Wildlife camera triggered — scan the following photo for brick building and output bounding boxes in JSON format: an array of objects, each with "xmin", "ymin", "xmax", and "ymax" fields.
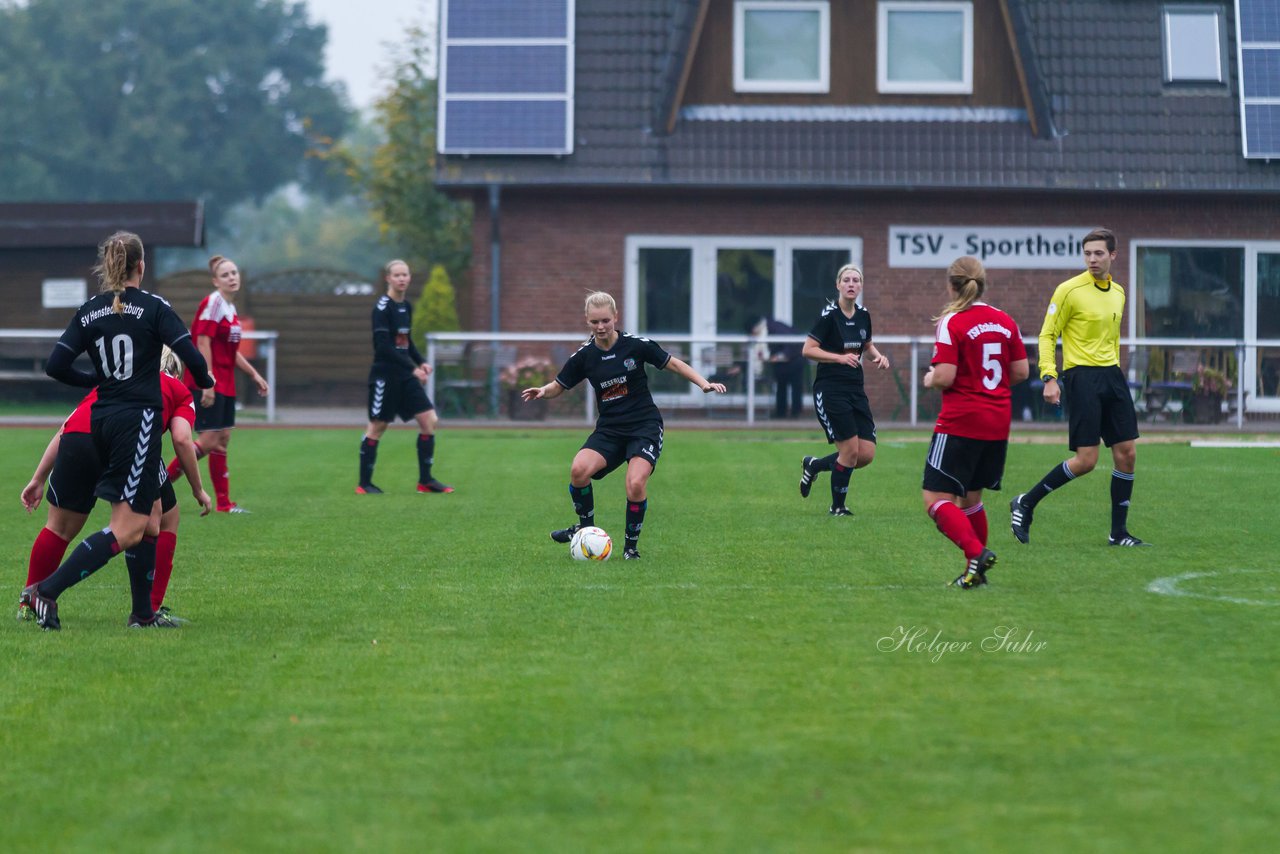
[{"xmin": 436, "ymin": 0, "xmax": 1280, "ymax": 413}]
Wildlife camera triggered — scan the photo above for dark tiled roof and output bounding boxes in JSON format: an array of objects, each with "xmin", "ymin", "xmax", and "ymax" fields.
[
  {"xmin": 436, "ymin": 0, "xmax": 1280, "ymax": 193},
  {"xmin": 0, "ymin": 201, "xmax": 205, "ymax": 249}
]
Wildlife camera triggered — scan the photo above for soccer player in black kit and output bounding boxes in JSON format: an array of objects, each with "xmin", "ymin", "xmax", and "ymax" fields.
[
  {"xmin": 521, "ymin": 292, "xmax": 726, "ymax": 559},
  {"xmin": 798, "ymin": 264, "xmax": 891, "ymax": 516},
  {"xmin": 21, "ymin": 231, "xmax": 214, "ymax": 630},
  {"xmin": 357, "ymin": 259, "xmax": 452, "ymax": 495}
]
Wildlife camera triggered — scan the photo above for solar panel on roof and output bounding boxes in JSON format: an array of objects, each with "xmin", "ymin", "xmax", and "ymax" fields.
[
  {"xmin": 1236, "ymin": 0, "xmax": 1280, "ymax": 158},
  {"xmin": 447, "ymin": 0, "xmax": 569, "ymax": 39},
  {"xmin": 439, "ymin": 0, "xmax": 574, "ymax": 155}
]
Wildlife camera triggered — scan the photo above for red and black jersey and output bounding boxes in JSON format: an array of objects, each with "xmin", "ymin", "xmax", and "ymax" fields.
[
  {"xmin": 808, "ymin": 301, "xmax": 874, "ymax": 387},
  {"xmin": 556, "ymin": 332, "xmax": 671, "ymax": 430},
  {"xmin": 931, "ymin": 303, "xmax": 1028, "ymax": 441},
  {"xmin": 184, "ymin": 291, "xmax": 241, "ymax": 396},
  {"xmin": 52, "ymin": 289, "xmax": 194, "ymax": 415},
  {"xmin": 370, "ymin": 295, "xmax": 423, "ymax": 374},
  {"xmin": 63, "ymin": 373, "xmax": 196, "ymax": 436}
]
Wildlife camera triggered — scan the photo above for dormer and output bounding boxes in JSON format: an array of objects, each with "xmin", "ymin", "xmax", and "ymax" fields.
[{"xmin": 667, "ymin": 0, "xmax": 1055, "ymax": 138}]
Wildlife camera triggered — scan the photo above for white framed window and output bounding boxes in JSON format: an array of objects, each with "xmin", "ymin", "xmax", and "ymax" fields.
[
  {"xmin": 733, "ymin": 1, "xmax": 830, "ymax": 94},
  {"xmin": 1161, "ymin": 5, "xmax": 1226, "ymax": 83},
  {"xmin": 877, "ymin": 1, "xmax": 973, "ymax": 95},
  {"xmin": 1131, "ymin": 239, "xmax": 1280, "ymax": 412}
]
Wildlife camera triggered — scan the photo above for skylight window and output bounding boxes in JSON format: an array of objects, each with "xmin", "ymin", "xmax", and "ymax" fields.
[{"xmin": 1162, "ymin": 5, "xmax": 1227, "ymax": 83}]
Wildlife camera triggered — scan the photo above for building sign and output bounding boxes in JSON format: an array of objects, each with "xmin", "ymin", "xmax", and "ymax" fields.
[
  {"xmin": 888, "ymin": 226, "xmax": 1094, "ymax": 269},
  {"xmin": 42, "ymin": 278, "xmax": 87, "ymax": 308}
]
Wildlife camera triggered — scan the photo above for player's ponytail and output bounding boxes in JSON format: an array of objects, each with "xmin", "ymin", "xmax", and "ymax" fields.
[
  {"xmin": 93, "ymin": 231, "xmax": 145, "ymax": 314},
  {"xmin": 935, "ymin": 256, "xmax": 986, "ymax": 320}
]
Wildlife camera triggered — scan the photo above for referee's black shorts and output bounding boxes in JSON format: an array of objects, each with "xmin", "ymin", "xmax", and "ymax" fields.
[{"xmin": 1061, "ymin": 365, "xmax": 1140, "ymax": 451}]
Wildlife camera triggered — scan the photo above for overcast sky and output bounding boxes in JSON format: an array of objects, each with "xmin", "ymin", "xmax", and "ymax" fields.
[{"xmin": 305, "ymin": 0, "xmax": 436, "ymax": 109}]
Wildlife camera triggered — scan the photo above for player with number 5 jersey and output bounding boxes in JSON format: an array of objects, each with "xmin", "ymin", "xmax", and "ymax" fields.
[
  {"xmin": 921, "ymin": 257, "xmax": 1028, "ymax": 590},
  {"xmin": 22, "ymin": 231, "xmax": 213, "ymax": 631}
]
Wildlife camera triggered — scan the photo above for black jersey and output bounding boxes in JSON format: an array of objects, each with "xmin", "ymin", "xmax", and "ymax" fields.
[
  {"xmin": 557, "ymin": 332, "xmax": 671, "ymax": 429},
  {"xmin": 52, "ymin": 289, "xmax": 195, "ymax": 415},
  {"xmin": 371, "ymin": 295, "xmax": 423, "ymax": 373},
  {"xmin": 808, "ymin": 301, "xmax": 874, "ymax": 386}
]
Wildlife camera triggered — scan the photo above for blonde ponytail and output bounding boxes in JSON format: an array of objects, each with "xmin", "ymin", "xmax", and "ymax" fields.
[
  {"xmin": 93, "ymin": 231, "xmax": 145, "ymax": 314},
  {"xmin": 934, "ymin": 256, "xmax": 987, "ymax": 320}
]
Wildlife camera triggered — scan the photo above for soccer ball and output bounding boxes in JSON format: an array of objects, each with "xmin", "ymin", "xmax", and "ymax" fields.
[{"xmin": 570, "ymin": 526, "xmax": 613, "ymax": 561}]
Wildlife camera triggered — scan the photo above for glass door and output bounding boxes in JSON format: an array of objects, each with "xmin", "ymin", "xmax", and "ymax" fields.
[
  {"xmin": 1248, "ymin": 247, "xmax": 1280, "ymax": 411},
  {"xmin": 634, "ymin": 245, "xmax": 694, "ymax": 394},
  {"xmin": 791, "ymin": 247, "xmax": 855, "ymax": 329},
  {"xmin": 626, "ymin": 236, "xmax": 860, "ymax": 405}
]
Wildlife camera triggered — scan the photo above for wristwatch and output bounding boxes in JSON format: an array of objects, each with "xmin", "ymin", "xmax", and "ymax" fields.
[{"xmin": 1042, "ymin": 375, "xmax": 1056, "ymax": 383}]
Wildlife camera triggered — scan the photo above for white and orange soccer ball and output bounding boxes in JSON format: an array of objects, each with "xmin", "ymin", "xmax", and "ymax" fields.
[{"xmin": 569, "ymin": 526, "xmax": 613, "ymax": 561}]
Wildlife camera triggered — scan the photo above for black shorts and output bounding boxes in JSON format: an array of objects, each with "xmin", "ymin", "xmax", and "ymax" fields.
[
  {"xmin": 159, "ymin": 470, "xmax": 178, "ymax": 514},
  {"xmin": 922, "ymin": 433, "xmax": 1008, "ymax": 497},
  {"xmin": 813, "ymin": 382, "xmax": 877, "ymax": 444},
  {"xmin": 369, "ymin": 368, "xmax": 433, "ymax": 423},
  {"xmin": 91, "ymin": 407, "xmax": 165, "ymax": 514},
  {"xmin": 47, "ymin": 432, "xmax": 101, "ymax": 515},
  {"xmin": 1061, "ymin": 366, "xmax": 1139, "ymax": 451},
  {"xmin": 194, "ymin": 392, "xmax": 236, "ymax": 432},
  {"xmin": 582, "ymin": 421, "xmax": 664, "ymax": 480}
]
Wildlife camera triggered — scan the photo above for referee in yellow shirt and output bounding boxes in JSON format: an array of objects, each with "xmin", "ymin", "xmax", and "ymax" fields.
[{"xmin": 1010, "ymin": 228, "xmax": 1148, "ymax": 547}]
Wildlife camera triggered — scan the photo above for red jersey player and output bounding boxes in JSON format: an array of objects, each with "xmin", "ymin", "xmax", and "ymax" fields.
[
  {"xmin": 172, "ymin": 254, "xmax": 268, "ymax": 512},
  {"xmin": 921, "ymin": 257, "xmax": 1029, "ymax": 590}
]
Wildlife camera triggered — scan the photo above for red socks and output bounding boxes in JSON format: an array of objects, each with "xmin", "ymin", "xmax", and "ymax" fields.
[
  {"xmin": 208, "ymin": 451, "xmax": 231, "ymax": 510},
  {"xmin": 964, "ymin": 502, "xmax": 988, "ymax": 546},
  {"xmin": 167, "ymin": 442, "xmax": 206, "ymax": 482},
  {"xmin": 151, "ymin": 531, "xmax": 178, "ymax": 612},
  {"xmin": 929, "ymin": 500, "xmax": 984, "ymax": 560},
  {"xmin": 26, "ymin": 528, "xmax": 70, "ymax": 588}
]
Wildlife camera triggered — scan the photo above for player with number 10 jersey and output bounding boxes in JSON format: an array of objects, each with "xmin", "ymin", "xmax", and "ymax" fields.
[{"xmin": 24, "ymin": 231, "xmax": 212, "ymax": 631}]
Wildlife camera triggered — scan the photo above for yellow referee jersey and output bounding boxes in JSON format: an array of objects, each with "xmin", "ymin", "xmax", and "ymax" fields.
[{"xmin": 1037, "ymin": 270, "xmax": 1124, "ymax": 379}]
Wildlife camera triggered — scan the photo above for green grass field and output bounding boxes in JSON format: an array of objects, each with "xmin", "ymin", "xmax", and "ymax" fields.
[{"xmin": 2, "ymin": 426, "xmax": 1277, "ymax": 852}]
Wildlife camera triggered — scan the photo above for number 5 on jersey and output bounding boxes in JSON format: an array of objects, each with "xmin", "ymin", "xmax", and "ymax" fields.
[{"xmin": 981, "ymin": 342, "xmax": 1003, "ymax": 390}]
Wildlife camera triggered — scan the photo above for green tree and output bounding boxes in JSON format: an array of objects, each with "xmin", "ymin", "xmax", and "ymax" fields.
[
  {"xmin": 0, "ymin": 0, "xmax": 351, "ymax": 216},
  {"xmin": 325, "ymin": 25, "xmax": 471, "ymax": 284},
  {"xmin": 412, "ymin": 264, "xmax": 461, "ymax": 348},
  {"xmin": 155, "ymin": 185, "xmax": 398, "ymax": 279}
]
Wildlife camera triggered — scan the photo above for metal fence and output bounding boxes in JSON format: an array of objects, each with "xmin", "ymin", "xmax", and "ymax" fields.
[
  {"xmin": 425, "ymin": 331, "xmax": 1280, "ymax": 429},
  {"xmin": 0, "ymin": 328, "xmax": 280, "ymax": 422},
  {"xmin": 5, "ymin": 327, "xmax": 1275, "ymax": 430}
]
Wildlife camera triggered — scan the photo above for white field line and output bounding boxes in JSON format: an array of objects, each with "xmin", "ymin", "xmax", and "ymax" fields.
[{"xmin": 1147, "ymin": 568, "xmax": 1280, "ymax": 607}]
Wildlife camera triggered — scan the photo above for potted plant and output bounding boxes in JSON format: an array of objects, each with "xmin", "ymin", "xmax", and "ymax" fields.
[
  {"xmin": 1187, "ymin": 364, "xmax": 1230, "ymax": 423},
  {"xmin": 500, "ymin": 356, "xmax": 556, "ymax": 420}
]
